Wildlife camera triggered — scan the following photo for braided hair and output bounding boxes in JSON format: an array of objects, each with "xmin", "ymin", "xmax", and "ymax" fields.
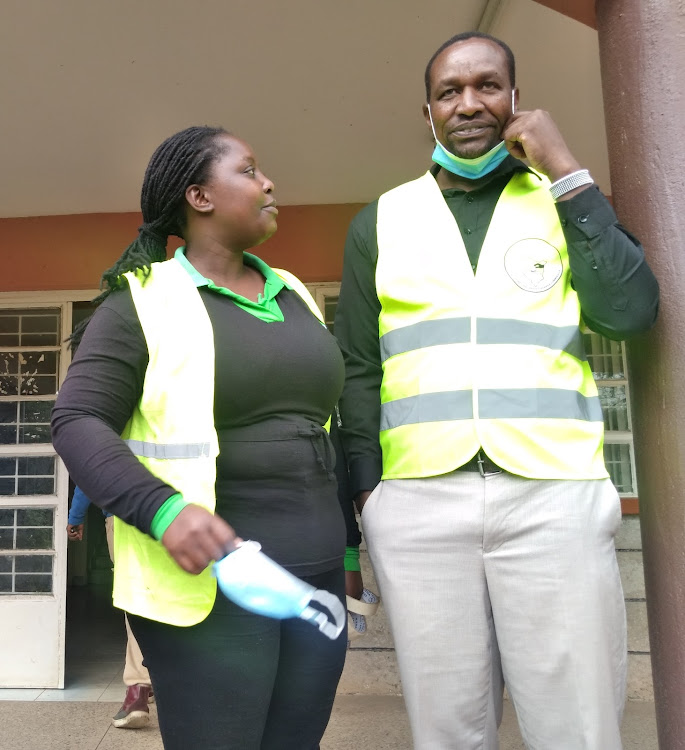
[{"xmin": 70, "ymin": 125, "xmax": 230, "ymax": 345}]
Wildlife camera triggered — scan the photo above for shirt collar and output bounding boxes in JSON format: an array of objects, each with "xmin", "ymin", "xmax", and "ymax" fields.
[{"xmin": 173, "ymin": 247, "xmax": 292, "ymax": 295}]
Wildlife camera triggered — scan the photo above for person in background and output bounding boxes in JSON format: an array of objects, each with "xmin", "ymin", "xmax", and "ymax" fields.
[
  {"xmin": 67, "ymin": 486, "xmax": 153, "ymax": 729},
  {"xmin": 335, "ymin": 31, "xmax": 659, "ymax": 750},
  {"xmin": 53, "ymin": 125, "xmax": 349, "ymax": 750}
]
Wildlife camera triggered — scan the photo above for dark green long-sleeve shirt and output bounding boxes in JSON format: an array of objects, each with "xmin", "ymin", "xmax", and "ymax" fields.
[{"xmin": 335, "ymin": 158, "xmax": 660, "ymax": 495}]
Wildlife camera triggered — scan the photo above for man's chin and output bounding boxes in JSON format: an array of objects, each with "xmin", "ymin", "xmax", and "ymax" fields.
[{"xmin": 448, "ymin": 139, "xmax": 500, "ymax": 160}]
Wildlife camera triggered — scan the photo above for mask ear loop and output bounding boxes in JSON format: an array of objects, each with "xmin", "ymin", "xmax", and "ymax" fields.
[
  {"xmin": 301, "ymin": 590, "xmax": 346, "ymax": 640},
  {"xmin": 426, "ymin": 105, "xmax": 440, "ymax": 144},
  {"xmin": 511, "ymin": 90, "xmax": 516, "ymax": 114}
]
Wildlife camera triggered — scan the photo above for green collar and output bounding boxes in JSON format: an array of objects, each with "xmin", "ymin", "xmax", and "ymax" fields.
[{"xmin": 173, "ymin": 247, "xmax": 290, "ymax": 323}]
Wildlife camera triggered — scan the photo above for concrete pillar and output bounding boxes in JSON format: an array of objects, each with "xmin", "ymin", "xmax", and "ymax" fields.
[{"xmin": 596, "ymin": 1, "xmax": 685, "ymax": 747}]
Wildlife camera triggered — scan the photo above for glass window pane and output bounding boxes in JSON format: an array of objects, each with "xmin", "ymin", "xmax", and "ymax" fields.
[
  {"xmin": 0, "ymin": 556, "xmax": 11, "ymax": 572},
  {"xmin": 0, "ymin": 315, "xmax": 19, "ymax": 333},
  {"xmin": 0, "ymin": 402, "xmax": 17, "ymax": 424},
  {"xmin": 22, "ymin": 315, "xmax": 58, "ymax": 335},
  {"xmin": 20, "ymin": 401, "xmax": 53, "ymax": 423},
  {"xmin": 21, "ymin": 334, "xmax": 58, "ymax": 346},
  {"xmin": 15, "ymin": 555, "xmax": 52, "ymax": 573},
  {"xmin": 0, "ymin": 575, "xmax": 11, "ymax": 593},
  {"xmin": 583, "ymin": 333, "xmax": 626, "ymax": 380},
  {"xmin": 0, "ymin": 375, "xmax": 19, "ymax": 397},
  {"xmin": 0, "ymin": 478, "xmax": 16, "ymax": 495},
  {"xmin": 17, "ymin": 457, "xmax": 55, "ymax": 475},
  {"xmin": 0, "ymin": 458, "xmax": 15, "ymax": 475},
  {"xmin": 15, "ymin": 528, "xmax": 53, "ymax": 549},
  {"xmin": 15, "ymin": 574, "xmax": 52, "ymax": 593},
  {"xmin": 17, "ymin": 508, "xmax": 53, "ymax": 526},
  {"xmin": 0, "ymin": 529, "xmax": 14, "ymax": 549},
  {"xmin": 0, "ymin": 509, "xmax": 14, "ymax": 525},
  {"xmin": 0, "ymin": 353, "xmax": 19, "ymax": 375},
  {"xmin": 19, "ymin": 424, "xmax": 52, "ymax": 444},
  {"xmin": 18, "ymin": 477, "xmax": 55, "ymax": 495},
  {"xmin": 0, "ymin": 425, "xmax": 18, "ymax": 444},
  {"xmin": 598, "ymin": 385, "xmax": 630, "ymax": 432},
  {"xmin": 20, "ymin": 375, "xmax": 58, "ymax": 396},
  {"xmin": 21, "ymin": 352, "xmax": 58, "ymax": 374},
  {"xmin": 0, "ymin": 335, "xmax": 19, "ymax": 347},
  {"xmin": 604, "ymin": 443, "xmax": 634, "ymax": 495}
]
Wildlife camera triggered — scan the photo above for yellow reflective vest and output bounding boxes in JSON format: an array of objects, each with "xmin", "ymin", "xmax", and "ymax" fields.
[
  {"xmin": 375, "ymin": 170, "xmax": 607, "ymax": 481},
  {"xmin": 112, "ymin": 257, "xmax": 324, "ymax": 626}
]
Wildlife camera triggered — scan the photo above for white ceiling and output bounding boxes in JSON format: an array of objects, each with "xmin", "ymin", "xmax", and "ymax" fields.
[{"xmin": 0, "ymin": 0, "xmax": 608, "ymax": 217}]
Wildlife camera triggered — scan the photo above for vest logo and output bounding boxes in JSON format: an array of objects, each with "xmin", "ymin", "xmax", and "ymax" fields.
[{"xmin": 504, "ymin": 239, "xmax": 563, "ymax": 293}]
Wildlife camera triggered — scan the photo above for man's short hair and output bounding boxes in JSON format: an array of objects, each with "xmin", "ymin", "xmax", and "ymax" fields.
[{"xmin": 424, "ymin": 31, "xmax": 516, "ymax": 100}]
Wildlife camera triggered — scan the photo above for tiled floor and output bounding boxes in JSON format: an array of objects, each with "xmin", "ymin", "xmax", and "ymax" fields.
[{"xmin": 0, "ymin": 585, "xmax": 129, "ymax": 704}]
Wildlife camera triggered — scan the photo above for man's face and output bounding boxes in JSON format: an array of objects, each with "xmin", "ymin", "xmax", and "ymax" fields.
[{"xmin": 423, "ymin": 38, "xmax": 515, "ymax": 159}]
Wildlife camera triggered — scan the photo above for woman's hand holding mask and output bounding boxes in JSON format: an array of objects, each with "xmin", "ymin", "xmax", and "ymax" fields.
[{"xmin": 162, "ymin": 504, "xmax": 242, "ymax": 574}]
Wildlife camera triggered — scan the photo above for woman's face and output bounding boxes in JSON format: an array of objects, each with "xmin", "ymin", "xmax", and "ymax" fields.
[{"xmin": 192, "ymin": 135, "xmax": 278, "ymax": 250}]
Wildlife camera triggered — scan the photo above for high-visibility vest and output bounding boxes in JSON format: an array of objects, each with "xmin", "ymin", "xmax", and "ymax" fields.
[
  {"xmin": 112, "ymin": 257, "xmax": 324, "ymax": 626},
  {"xmin": 375, "ymin": 170, "xmax": 607, "ymax": 481}
]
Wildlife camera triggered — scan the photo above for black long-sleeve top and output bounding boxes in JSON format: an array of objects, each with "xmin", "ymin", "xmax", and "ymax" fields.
[
  {"xmin": 335, "ymin": 159, "xmax": 660, "ymax": 496},
  {"xmin": 52, "ymin": 276, "xmax": 349, "ymax": 574}
]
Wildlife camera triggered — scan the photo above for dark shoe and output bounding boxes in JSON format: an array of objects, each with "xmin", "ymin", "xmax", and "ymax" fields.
[{"xmin": 112, "ymin": 684, "xmax": 151, "ymax": 728}]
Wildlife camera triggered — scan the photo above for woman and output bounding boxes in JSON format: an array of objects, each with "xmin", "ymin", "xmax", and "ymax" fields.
[{"xmin": 52, "ymin": 126, "xmax": 348, "ymax": 749}]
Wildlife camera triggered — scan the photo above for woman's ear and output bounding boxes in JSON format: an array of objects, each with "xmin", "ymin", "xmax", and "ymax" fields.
[{"xmin": 185, "ymin": 184, "xmax": 214, "ymax": 214}]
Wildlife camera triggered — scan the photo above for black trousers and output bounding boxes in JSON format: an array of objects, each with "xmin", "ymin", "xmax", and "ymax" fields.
[{"xmin": 128, "ymin": 566, "xmax": 347, "ymax": 750}]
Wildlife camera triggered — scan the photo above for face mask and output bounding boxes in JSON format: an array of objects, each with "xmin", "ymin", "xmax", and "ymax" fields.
[
  {"xmin": 214, "ymin": 541, "xmax": 346, "ymax": 640},
  {"xmin": 427, "ymin": 102, "xmax": 511, "ymax": 180}
]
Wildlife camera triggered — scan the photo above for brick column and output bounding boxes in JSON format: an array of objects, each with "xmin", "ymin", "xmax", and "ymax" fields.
[{"xmin": 596, "ymin": 1, "xmax": 685, "ymax": 746}]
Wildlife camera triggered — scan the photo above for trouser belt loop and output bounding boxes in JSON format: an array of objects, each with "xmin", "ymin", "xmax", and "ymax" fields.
[{"xmin": 477, "ymin": 450, "xmax": 503, "ymax": 478}]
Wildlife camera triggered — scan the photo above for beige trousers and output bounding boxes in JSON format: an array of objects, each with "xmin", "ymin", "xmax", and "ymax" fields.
[
  {"xmin": 105, "ymin": 516, "xmax": 151, "ymax": 687},
  {"xmin": 361, "ymin": 472, "xmax": 626, "ymax": 750}
]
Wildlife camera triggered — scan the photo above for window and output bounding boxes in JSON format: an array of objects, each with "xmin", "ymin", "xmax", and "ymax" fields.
[
  {"xmin": 0, "ymin": 508, "xmax": 54, "ymax": 593},
  {"xmin": 0, "ymin": 307, "xmax": 64, "ymax": 596},
  {"xmin": 310, "ymin": 284, "xmax": 637, "ymax": 498},
  {"xmin": 307, "ymin": 284, "xmax": 339, "ymax": 333},
  {"xmin": 583, "ymin": 332, "xmax": 635, "ymax": 495}
]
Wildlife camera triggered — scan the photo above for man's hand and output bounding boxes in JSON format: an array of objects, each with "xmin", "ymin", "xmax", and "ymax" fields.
[
  {"xmin": 162, "ymin": 504, "xmax": 242, "ymax": 575},
  {"xmin": 66, "ymin": 523, "xmax": 84, "ymax": 541},
  {"xmin": 354, "ymin": 489, "xmax": 375, "ymax": 515},
  {"xmin": 503, "ymin": 110, "xmax": 582, "ymax": 184}
]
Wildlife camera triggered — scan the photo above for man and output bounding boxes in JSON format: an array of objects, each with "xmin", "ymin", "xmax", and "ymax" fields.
[
  {"xmin": 67, "ymin": 487, "xmax": 153, "ymax": 729},
  {"xmin": 335, "ymin": 31, "xmax": 659, "ymax": 750}
]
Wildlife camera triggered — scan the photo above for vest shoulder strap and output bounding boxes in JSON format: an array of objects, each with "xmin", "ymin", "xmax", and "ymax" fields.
[{"xmin": 273, "ymin": 268, "xmax": 325, "ymax": 324}]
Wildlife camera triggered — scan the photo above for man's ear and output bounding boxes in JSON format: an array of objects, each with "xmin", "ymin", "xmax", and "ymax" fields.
[
  {"xmin": 422, "ymin": 102, "xmax": 431, "ymax": 128},
  {"xmin": 185, "ymin": 184, "xmax": 213, "ymax": 214}
]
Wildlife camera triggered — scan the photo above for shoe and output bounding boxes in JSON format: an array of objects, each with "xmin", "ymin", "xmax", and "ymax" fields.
[
  {"xmin": 346, "ymin": 588, "xmax": 380, "ymax": 643},
  {"xmin": 112, "ymin": 684, "xmax": 151, "ymax": 729}
]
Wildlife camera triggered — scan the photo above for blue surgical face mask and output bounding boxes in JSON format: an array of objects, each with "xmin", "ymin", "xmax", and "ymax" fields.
[
  {"xmin": 213, "ymin": 541, "xmax": 345, "ymax": 640},
  {"xmin": 427, "ymin": 101, "xmax": 511, "ymax": 180}
]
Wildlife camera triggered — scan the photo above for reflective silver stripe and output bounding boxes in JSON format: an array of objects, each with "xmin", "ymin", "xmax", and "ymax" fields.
[
  {"xmin": 379, "ymin": 318, "xmax": 585, "ymax": 362},
  {"xmin": 477, "ymin": 319, "xmax": 586, "ymax": 360},
  {"xmin": 380, "ymin": 388, "xmax": 602, "ymax": 430},
  {"xmin": 125, "ymin": 440, "xmax": 211, "ymax": 459},
  {"xmin": 380, "ymin": 391, "xmax": 473, "ymax": 431},
  {"xmin": 380, "ymin": 318, "xmax": 471, "ymax": 362},
  {"xmin": 479, "ymin": 388, "xmax": 603, "ymax": 422}
]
